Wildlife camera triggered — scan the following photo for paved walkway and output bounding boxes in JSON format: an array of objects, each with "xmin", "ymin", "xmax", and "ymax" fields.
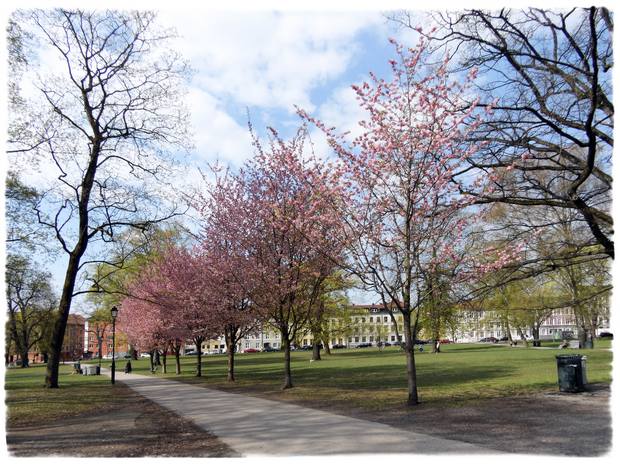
[{"xmin": 109, "ymin": 370, "xmax": 497, "ymax": 456}]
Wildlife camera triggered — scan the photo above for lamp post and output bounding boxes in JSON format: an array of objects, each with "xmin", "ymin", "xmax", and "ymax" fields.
[{"xmin": 110, "ymin": 306, "xmax": 119, "ymax": 384}]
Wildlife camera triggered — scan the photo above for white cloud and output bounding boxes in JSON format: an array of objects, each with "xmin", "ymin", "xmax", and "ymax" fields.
[
  {"xmin": 186, "ymin": 88, "xmax": 252, "ymax": 166},
  {"xmin": 160, "ymin": 10, "xmax": 382, "ymax": 113},
  {"xmin": 317, "ymin": 84, "xmax": 369, "ymax": 140},
  {"xmin": 153, "ymin": 9, "xmax": 385, "ymax": 168}
]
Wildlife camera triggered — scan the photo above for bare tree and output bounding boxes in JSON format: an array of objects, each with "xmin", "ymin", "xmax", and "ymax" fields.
[
  {"xmin": 391, "ymin": 8, "xmax": 613, "ymax": 261},
  {"xmin": 7, "ymin": 9, "xmax": 190, "ymax": 388}
]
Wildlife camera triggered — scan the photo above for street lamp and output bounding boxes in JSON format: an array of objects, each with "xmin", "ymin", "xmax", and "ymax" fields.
[{"xmin": 110, "ymin": 306, "xmax": 119, "ymax": 384}]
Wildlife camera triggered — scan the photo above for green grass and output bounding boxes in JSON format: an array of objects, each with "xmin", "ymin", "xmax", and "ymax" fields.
[
  {"xmin": 125, "ymin": 342, "xmax": 613, "ymax": 410},
  {"xmin": 5, "ymin": 363, "xmax": 128, "ymax": 427},
  {"xmin": 6, "ymin": 341, "xmax": 612, "ymax": 422}
]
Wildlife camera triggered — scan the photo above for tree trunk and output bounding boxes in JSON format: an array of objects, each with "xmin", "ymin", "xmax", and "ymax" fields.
[
  {"xmin": 45, "ymin": 255, "xmax": 82, "ymax": 387},
  {"xmin": 323, "ymin": 338, "xmax": 331, "ymax": 356},
  {"xmin": 578, "ymin": 326, "xmax": 588, "ymax": 349},
  {"xmin": 154, "ymin": 350, "xmax": 161, "ymax": 366},
  {"xmin": 225, "ymin": 329, "xmax": 236, "ymax": 382},
  {"xmin": 20, "ymin": 349, "xmax": 29, "ymax": 368},
  {"xmin": 281, "ymin": 330, "xmax": 293, "ymax": 389},
  {"xmin": 402, "ymin": 312, "xmax": 419, "ymax": 406},
  {"xmin": 161, "ymin": 351, "xmax": 167, "ymax": 374},
  {"xmin": 312, "ymin": 342, "xmax": 321, "ymax": 361},
  {"xmin": 505, "ymin": 321, "xmax": 514, "ymax": 345},
  {"xmin": 532, "ymin": 325, "xmax": 541, "ymax": 347},
  {"xmin": 227, "ymin": 347, "xmax": 235, "ymax": 382},
  {"xmin": 44, "ymin": 138, "xmax": 100, "ymax": 388},
  {"xmin": 174, "ymin": 345, "xmax": 182, "ymax": 375},
  {"xmin": 195, "ymin": 351, "xmax": 202, "ymax": 377},
  {"xmin": 194, "ymin": 337, "xmax": 204, "ymax": 377},
  {"xmin": 149, "ymin": 351, "xmax": 154, "ymax": 372}
]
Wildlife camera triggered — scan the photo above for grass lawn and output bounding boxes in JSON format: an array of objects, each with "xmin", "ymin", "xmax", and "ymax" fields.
[
  {"xmin": 123, "ymin": 341, "xmax": 612, "ymax": 410},
  {"xmin": 5, "ymin": 363, "xmax": 129, "ymax": 427}
]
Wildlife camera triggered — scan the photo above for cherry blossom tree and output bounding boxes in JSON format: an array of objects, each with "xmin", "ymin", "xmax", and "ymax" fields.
[
  {"xmin": 300, "ymin": 37, "xmax": 518, "ymax": 405},
  {"xmin": 194, "ymin": 173, "xmax": 259, "ymax": 382},
  {"xmin": 246, "ymin": 127, "xmax": 345, "ymax": 389},
  {"xmin": 118, "ymin": 285, "xmax": 170, "ymax": 372},
  {"xmin": 198, "ymin": 127, "xmax": 344, "ymax": 389},
  {"xmin": 120, "ymin": 243, "xmax": 218, "ymax": 377}
]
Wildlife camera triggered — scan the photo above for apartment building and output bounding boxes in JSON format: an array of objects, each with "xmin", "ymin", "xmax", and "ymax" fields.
[
  {"xmin": 184, "ymin": 302, "xmax": 607, "ymax": 354},
  {"xmin": 84, "ymin": 319, "xmax": 130, "ymax": 358}
]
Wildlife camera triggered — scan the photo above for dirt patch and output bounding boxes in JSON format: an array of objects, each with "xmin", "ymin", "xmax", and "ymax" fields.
[
  {"xmin": 347, "ymin": 385, "xmax": 612, "ymax": 456},
  {"xmin": 209, "ymin": 383, "xmax": 612, "ymax": 456},
  {"xmin": 6, "ymin": 382, "xmax": 239, "ymax": 457}
]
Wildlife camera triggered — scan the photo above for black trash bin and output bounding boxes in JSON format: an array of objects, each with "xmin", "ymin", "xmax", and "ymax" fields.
[{"xmin": 556, "ymin": 354, "xmax": 587, "ymax": 392}]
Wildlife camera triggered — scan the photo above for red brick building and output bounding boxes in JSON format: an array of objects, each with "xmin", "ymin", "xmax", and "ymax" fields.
[
  {"xmin": 85, "ymin": 320, "xmax": 129, "ymax": 359},
  {"xmin": 60, "ymin": 314, "xmax": 85, "ymax": 361},
  {"xmin": 10, "ymin": 313, "xmax": 86, "ymax": 365}
]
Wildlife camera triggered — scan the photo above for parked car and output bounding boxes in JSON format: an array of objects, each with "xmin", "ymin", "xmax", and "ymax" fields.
[
  {"xmin": 414, "ymin": 339, "xmax": 429, "ymax": 345},
  {"xmin": 498, "ymin": 336, "xmax": 509, "ymax": 342},
  {"xmin": 383, "ymin": 342, "xmax": 392, "ymax": 347},
  {"xmin": 439, "ymin": 339, "xmax": 453, "ymax": 344},
  {"xmin": 243, "ymin": 348, "xmax": 260, "ymax": 353},
  {"xmin": 599, "ymin": 332, "xmax": 613, "ymax": 339},
  {"xmin": 331, "ymin": 344, "xmax": 346, "ymax": 349},
  {"xmin": 185, "ymin": 350, "xmax": 199, "ymax": 356},
  {"xmin": 479, "ymin": 337, "xmax": 498, "ymax": 343},
  {"xmin": 357, "ymin": 343, "xmax": 372, "ymax": 348},
  {"xmin": 261, "ymin": 347, "xmax": 279, "ymax": 352}
]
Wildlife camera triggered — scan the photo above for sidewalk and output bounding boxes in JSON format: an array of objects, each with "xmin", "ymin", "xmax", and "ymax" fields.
[{"xmin": 110, "ymin": 370, "xmax": 497, "ymax": 456}]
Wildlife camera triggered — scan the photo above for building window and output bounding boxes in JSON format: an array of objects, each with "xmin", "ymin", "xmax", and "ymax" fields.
[
  {"xmin": 355, "ymin": 337, "xmax": 359, "ymax": 343},
  {"xmin": 384, "ymin": 316, "xmax": 388, "ymax": 322},
  {"xmin": 369, "ymin": 336, "xmax": 374, "ymax": 342},
  {"xmin": 362, "ymin": 337, "xmax": 366, "ymax": 342},
  {"xmin": 391, "ymin": 335, "xmax": 395, "ymax": 342},
  {"xmin": 370, "ymin": 317, "xmax": 374, "ymax": 322}
]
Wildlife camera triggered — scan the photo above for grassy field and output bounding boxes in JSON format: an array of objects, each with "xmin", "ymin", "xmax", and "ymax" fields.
[
  {"xmin": 5, "ymin": 363, "xmax": 129, "ymax": 427},
  {"xmin": 6, "ymin": 340, "xmax": 612, "ymax": 420},
  {"xmin": 118, "ymin": 341, "xmax": 613, "ymax": 410}
]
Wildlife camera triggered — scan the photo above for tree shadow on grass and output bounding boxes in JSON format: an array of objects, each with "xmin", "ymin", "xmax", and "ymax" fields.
[{"xmin": 290, "ymin": 362, "xmax": 514, "ymax": 391}]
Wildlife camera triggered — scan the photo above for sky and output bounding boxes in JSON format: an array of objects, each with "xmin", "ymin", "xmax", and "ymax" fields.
[
  {"xmin": 153, "ymin": 8, "xmax": 413, "ymax": 181},
  {"xmin": 2, "ymin": 0, "xmax": 617, "ymax": 308}
]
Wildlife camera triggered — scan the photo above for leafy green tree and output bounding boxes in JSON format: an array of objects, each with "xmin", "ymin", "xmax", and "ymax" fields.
[
  {"xmin": 306, "ymin": 272, "xmax": 353, "ymax": 360},
  {"xmin": 86, "ymin": 308, "xmax": 112, "ymax": 366},
  {"xmin": 6, "ymin": 255, "xmax": 57, "ymax": 367}
]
